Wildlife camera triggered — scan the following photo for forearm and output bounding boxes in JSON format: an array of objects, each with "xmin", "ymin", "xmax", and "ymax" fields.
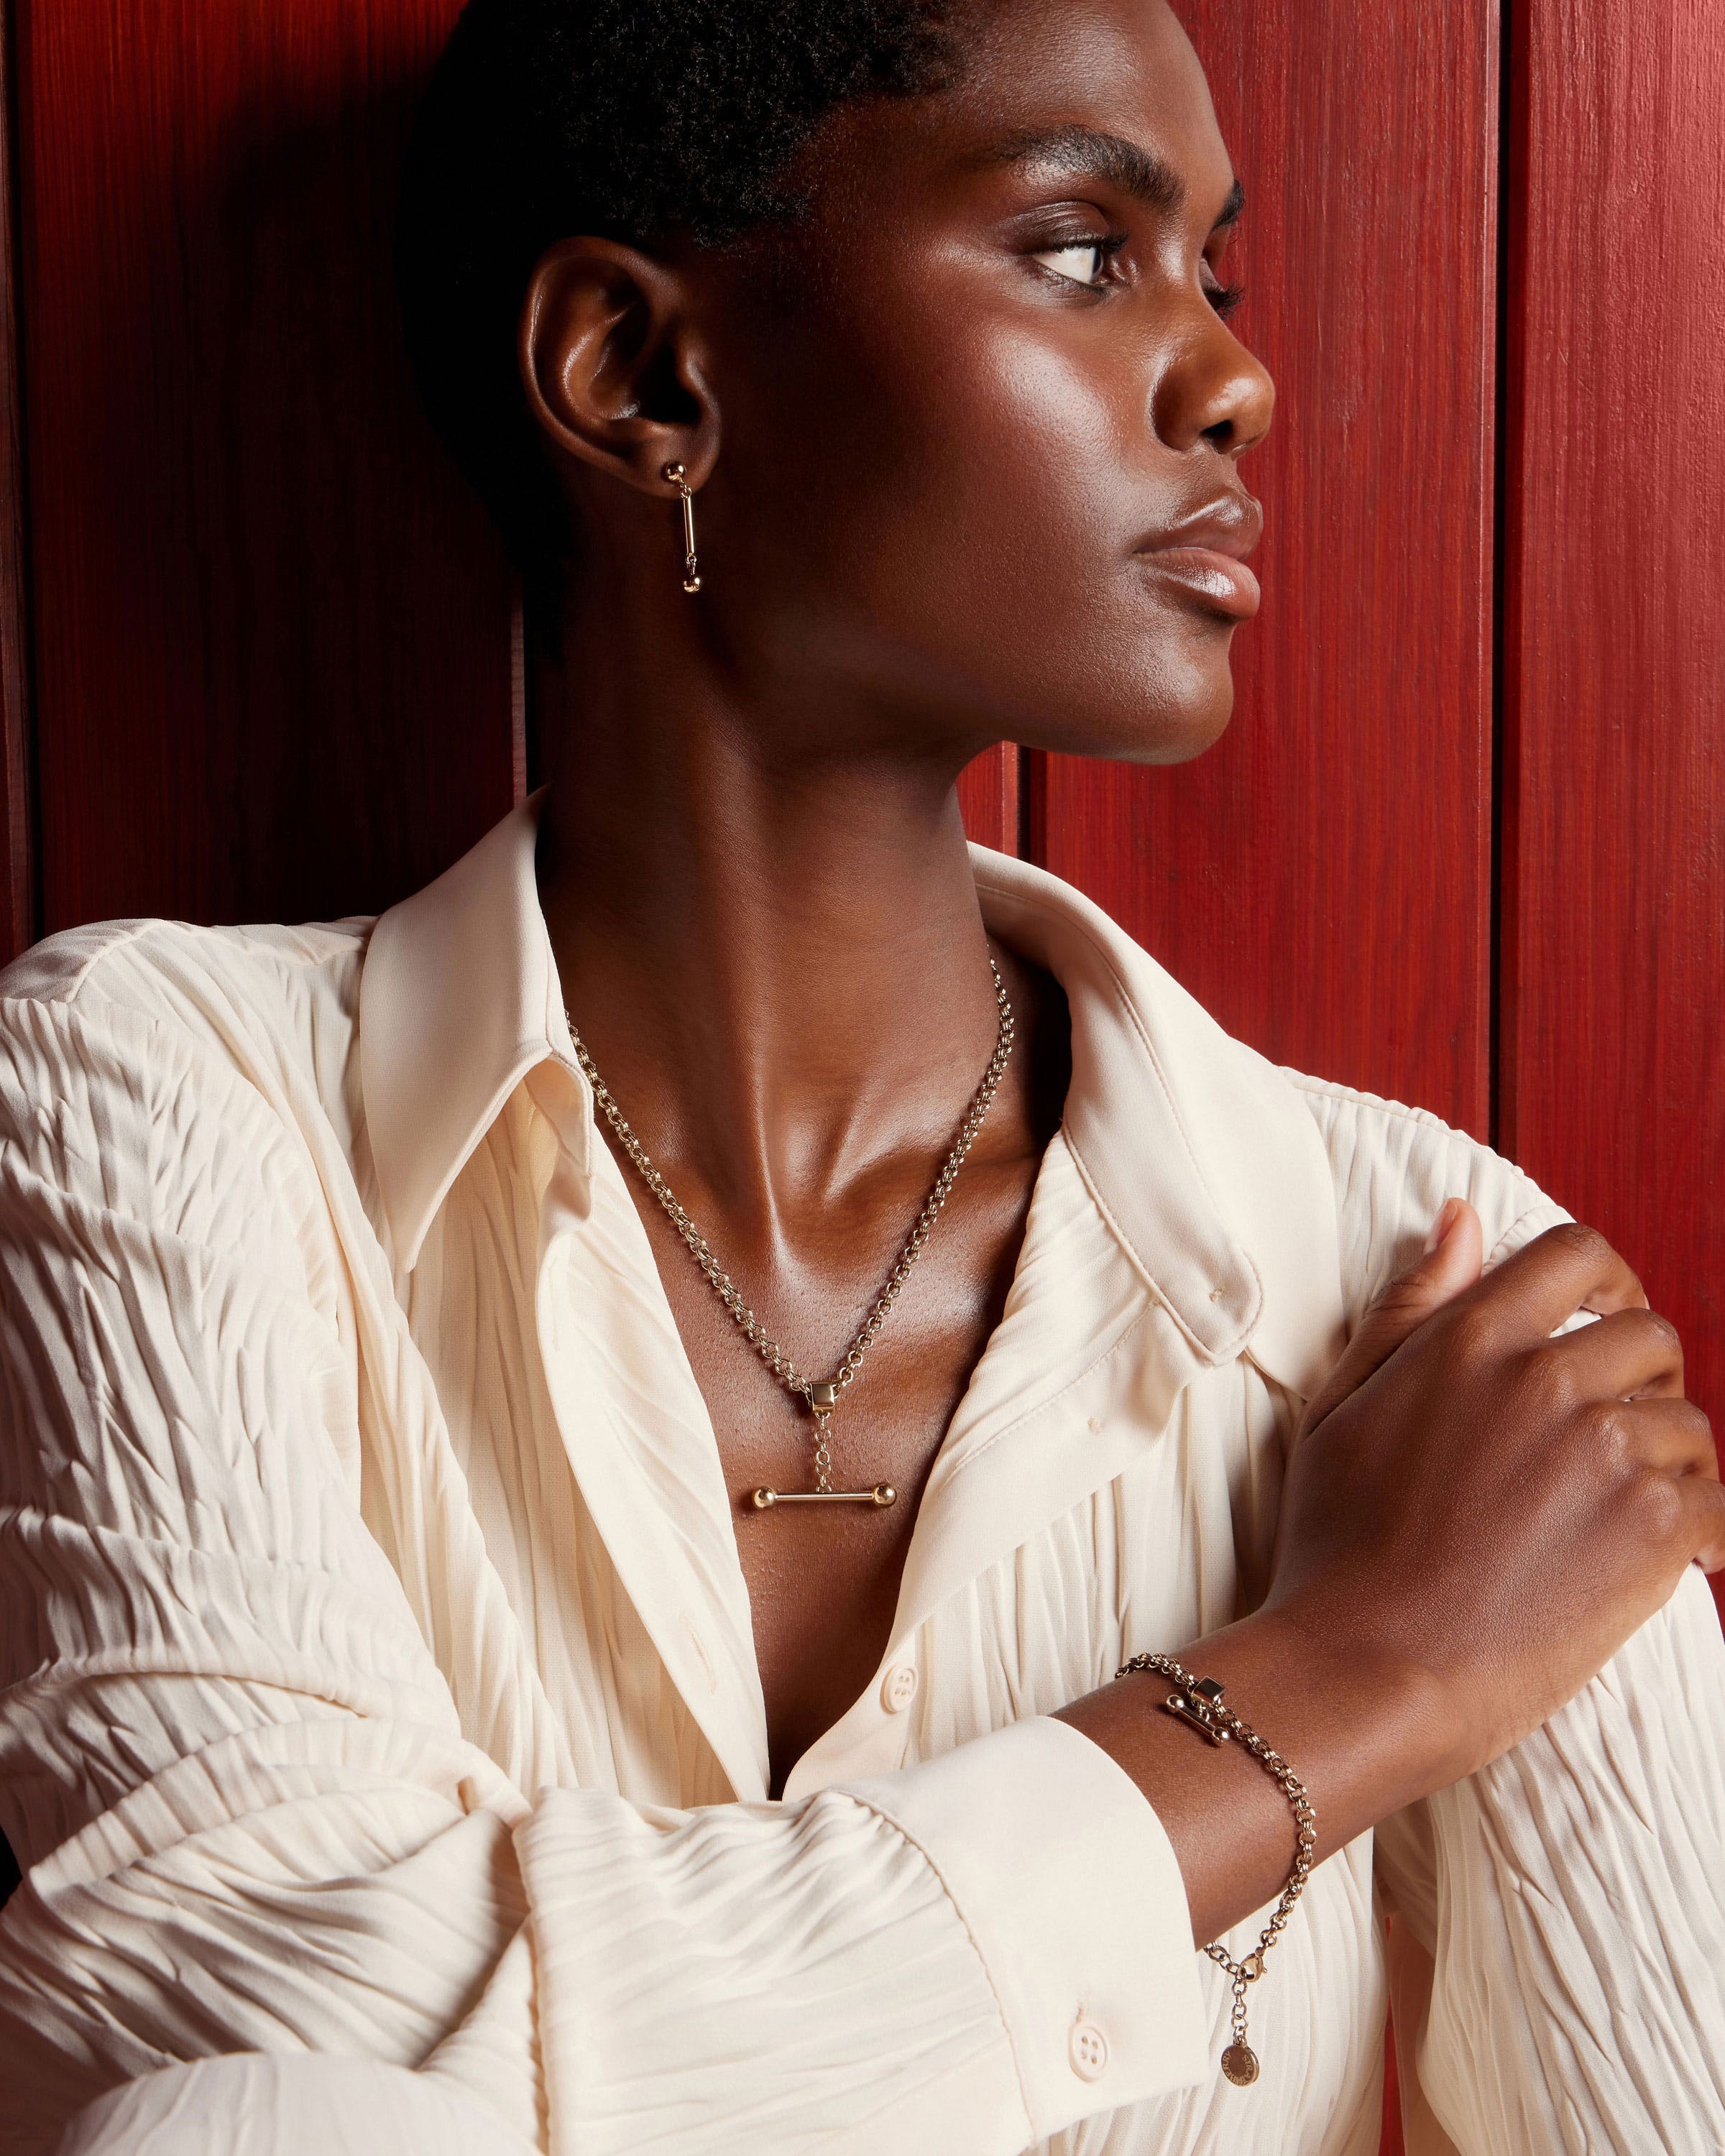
[{"xmin": 1057, "ymin": 1607, "xmax": 1450, "ymax": 1947}]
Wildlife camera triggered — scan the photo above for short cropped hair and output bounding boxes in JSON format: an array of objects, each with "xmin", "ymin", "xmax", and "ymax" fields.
[{"xmin": 395, "ymin": 0, "xmax": 965, "ymax": 572}]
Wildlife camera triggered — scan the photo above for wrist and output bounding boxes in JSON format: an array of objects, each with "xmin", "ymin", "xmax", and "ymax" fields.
[
  {"xmin": 1231, "ymin": 1600, "xmax": 1465, "ymax": 1818},
  {"xmin": 1058, "ymin": 1600, "xmax": 1466, "ymax": 1951}
]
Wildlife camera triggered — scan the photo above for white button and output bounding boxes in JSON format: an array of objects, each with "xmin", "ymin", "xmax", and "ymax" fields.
[
  {"xmin": 880, "ymin": 1663, "xmax": 919, "ymax": 1714},
  {"xmin": 1087, "ymin": 1416, "xmax": 1103, "ymax": 1432},
  {"xmin": 1069, "ymin": 2016, "xmax": 1109, "ymax": 2081}
]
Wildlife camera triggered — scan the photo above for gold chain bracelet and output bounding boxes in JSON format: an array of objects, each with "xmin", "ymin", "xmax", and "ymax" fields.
[{"xmin": 1113, "ymin": 1651, "xmax": 1318, "ymax": 2087}]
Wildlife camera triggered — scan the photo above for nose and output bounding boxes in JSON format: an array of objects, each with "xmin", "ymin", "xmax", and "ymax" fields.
[{"xmin": 1154, "ymin": 310, "xmax": 1276, "ymax": 460}]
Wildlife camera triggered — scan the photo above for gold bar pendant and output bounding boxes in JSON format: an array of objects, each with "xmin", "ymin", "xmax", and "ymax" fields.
[{"xmin": 750, "ymin": 1484, "xmax": 897, "ymax": 1510}]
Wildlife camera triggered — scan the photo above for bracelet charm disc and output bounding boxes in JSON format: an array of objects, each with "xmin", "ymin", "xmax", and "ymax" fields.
[{"xmin": 1220, "ymin": 2042, "xmax": 1261, "ymax": 2087}]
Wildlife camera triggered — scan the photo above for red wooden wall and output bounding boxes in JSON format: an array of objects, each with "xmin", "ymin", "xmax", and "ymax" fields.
[
  {"xmin": 1499, "ymin": 0, "xmax": 1725, "ymax": 1491},
  {"xmin": 9, "ymin": 0, "xmax": 518, "ymax": 934},
  {"xmin": 2, "ymin": 4, "xmax": 1721, "ymax": 2150}
]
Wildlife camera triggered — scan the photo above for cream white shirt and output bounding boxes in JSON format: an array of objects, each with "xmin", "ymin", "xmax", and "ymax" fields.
[{"xmin": 1, "ymin": 787, "xmax": 1721, "ymax": 2156}]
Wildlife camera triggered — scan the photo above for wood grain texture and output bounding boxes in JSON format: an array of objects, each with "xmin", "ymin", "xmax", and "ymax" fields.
[
  {"xmin": 14, "ymin": 0, "xmax": 517, "ymax": 932},
  {"xmin": 1499, "ymin": 0, "xmax": 1725, "ymax": 1600},
  {"xmin": 0, "ymin": 0, "xmax": 35, "ymax": 961},
  {"xmin": 0, "ymin": 0, "xmax": 26, "ymax": 1925},
  {"xmin": 1033, "ymin": 0, "xmax": 1499, "ymax": 1137},
  {"xmin": 957, "ymin": 741, "xmax": 1021, "ymax": 855}
]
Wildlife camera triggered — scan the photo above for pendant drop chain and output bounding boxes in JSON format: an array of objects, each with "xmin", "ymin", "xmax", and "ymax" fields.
[{"xmin": 563, "ymin": 959, "xmax": 1016, "ymax": 1511}]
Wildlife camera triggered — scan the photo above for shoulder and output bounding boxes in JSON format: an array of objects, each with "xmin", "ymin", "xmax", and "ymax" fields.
[
  {"xmin": 0, "ymin": 909, "xmax": 378, "ymax": 1183},
  {"xmin": 1271, "ymin": 1058, "xmax": 1573, "ymax": 1328},
  {"xmin": 0, "ymin": 908, "xmax": 372, "ymax": 1031},
  {"xmin": 971, "ymin": 847, "xmax": 1574, "ymax": 1352}
]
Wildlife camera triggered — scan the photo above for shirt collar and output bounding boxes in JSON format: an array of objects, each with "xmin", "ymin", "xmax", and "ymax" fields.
[{"xmin": 359, "ymin": 786, "xmax": 1344, "ymax": 1397}]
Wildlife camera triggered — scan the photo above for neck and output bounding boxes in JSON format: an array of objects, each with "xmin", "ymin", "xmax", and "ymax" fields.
[{"xmin": 532, "ymin": 579, "xmax": 1020, "ymax": 1221}]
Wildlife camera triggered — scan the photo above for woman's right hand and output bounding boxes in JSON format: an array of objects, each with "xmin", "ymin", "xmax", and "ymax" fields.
[{"xmin": 1264, "ymin": 1200, "xmax": 1725, "ymax": 1789}]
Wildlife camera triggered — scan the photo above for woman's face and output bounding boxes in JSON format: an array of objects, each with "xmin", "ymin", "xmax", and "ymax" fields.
[{"xmin": 674, "ymin": 0, "xmax": 1274, "ymax": 771}]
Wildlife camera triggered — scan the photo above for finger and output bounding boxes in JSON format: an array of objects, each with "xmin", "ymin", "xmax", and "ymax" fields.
[
  {"xmin": 1299, "ymin": 1197, "xmax": 1484, "ymax": 1436},
  {"xmin": 1617, "ymin": 1396, "xmax": 1716, "ymax": 1475},
  {"xmin": 1549, "ymin": 1304, "xmax": 1686, "ymax": 1401},
  {"xmin": 1678, "ymin": 1475, "xmax": 1725, "ymax": 1574},
  {"xmin": 1448, "ymin": 1218, "xmax": 1647, "ymax": 1344}
]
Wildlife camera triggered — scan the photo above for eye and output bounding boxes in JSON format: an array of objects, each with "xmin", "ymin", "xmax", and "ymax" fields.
[
  {"xmin": 1203, "ymin": 265, "xmax": 1246, "ymax": 320},
  {"xmin": 1029, "ymin": 231, "xmax": 1128, "ymax": 290}
]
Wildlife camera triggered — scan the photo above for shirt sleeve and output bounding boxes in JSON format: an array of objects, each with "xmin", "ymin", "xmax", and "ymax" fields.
[
  {"xmin": 1370, "ymin": 1204, "xmax": 1725, "ymax": 2155},
  {"xmin": 1292, "ymin": 1077, "xmax": 1725, "ymax": 2154},
  {"xmin": 1374, "ymin": 1557, "xmax": 1725, "ymax": 2154},
  {"xmin": 0, "ymin": 985, "xmax": 1208, "ymax": 2156}
]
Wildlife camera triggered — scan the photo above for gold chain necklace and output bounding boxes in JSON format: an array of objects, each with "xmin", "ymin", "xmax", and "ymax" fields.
[{"xmin": 563, "ymin": 958, "xmax": 1016, "ymax": 1511}]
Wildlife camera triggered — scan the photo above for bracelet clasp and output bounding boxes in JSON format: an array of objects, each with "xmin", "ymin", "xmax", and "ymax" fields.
[{"xmin": 1164, "ymin": 1673, "xmax": 1230, "ymax": 1744}]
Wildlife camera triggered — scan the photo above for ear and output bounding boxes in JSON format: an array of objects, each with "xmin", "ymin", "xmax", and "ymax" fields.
[{"xmin": 518, "ymin": 236, "xmax": 719, "ymax": 497}]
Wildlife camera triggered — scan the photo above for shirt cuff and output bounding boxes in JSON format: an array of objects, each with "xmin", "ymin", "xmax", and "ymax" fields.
[{"xmin": 834, "ymin": 1713, "xmax": 1210, "ymax": 2140}]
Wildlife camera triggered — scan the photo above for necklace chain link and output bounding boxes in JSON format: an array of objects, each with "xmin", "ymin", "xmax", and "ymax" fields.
[{"xmin": 563, "ymin": 959, "xmax": 1016, "ymax": 1491}]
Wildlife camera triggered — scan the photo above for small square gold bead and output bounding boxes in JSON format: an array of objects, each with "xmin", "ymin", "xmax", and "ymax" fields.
[{"xmin": 809, "ymin": 1381, "xmax": 839, "ymax": 1409}]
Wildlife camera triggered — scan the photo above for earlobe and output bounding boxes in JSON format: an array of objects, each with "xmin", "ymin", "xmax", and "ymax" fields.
[{"xmin": 516, "ymin": 234, "xmax": 713, "ymax": 493}]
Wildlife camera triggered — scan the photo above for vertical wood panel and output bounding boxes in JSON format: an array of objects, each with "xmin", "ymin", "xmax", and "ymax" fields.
[
  {"xmin": 16, "ymin": 0, "xmax": 516, "ymax": 933},
  {"xmin": 1500, "ymin": 0, "xmax": 1725, "ymax": 1596},
  {"xmin": 1033, "ymin": 1, "xmax": 1499, "ymax": 1137},
  {"xmin": 957, "ymin": 741, "xmax": 1020, "ymax": 855},
  {"xmin": 0, "ymin": 0, "xmax": 34, "ymax": 960}
]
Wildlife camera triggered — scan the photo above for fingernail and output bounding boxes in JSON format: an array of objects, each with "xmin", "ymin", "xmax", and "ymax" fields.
[{"xmin": 1424, "ymin": 1199, "xmax": 1458, "ymax": 1256}]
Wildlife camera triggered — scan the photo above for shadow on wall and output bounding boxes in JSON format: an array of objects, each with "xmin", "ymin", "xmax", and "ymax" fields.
[{"xmin": 27, "ymin": 59, "xmax": 517, "ymax": 936}]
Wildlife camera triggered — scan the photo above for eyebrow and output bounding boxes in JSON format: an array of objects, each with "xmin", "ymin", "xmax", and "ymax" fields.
[{"xmin": 967, "ymin": 123, "xmax": 1246, "ymax": 231}]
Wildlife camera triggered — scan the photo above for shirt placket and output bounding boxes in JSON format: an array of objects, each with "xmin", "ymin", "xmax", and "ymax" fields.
[{"xmin": 528, "ymin": 1056, "xmax": 776, "ymax": 1803}]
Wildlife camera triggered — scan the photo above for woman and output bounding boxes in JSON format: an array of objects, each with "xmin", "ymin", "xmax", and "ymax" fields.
[{"xmin": 1, "ymin": 1, "xmax": 1721, "ymax": 2150}]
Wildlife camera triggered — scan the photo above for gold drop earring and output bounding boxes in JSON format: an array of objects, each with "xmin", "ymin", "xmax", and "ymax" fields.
[{"xmin": 661, "ymin": 461, "xmax": 702, "ymax": 593}]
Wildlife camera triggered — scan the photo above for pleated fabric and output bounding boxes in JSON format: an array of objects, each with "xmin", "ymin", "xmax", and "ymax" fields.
[{"xmin": 0, "ymin": 790, "xmax": 1719, "ymax": 2156}]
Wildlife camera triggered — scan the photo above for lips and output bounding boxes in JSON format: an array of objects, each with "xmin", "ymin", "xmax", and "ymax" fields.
[{"xmin": 1133, "ymin": 492, "xmax": 1264, "ymax": 621}]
